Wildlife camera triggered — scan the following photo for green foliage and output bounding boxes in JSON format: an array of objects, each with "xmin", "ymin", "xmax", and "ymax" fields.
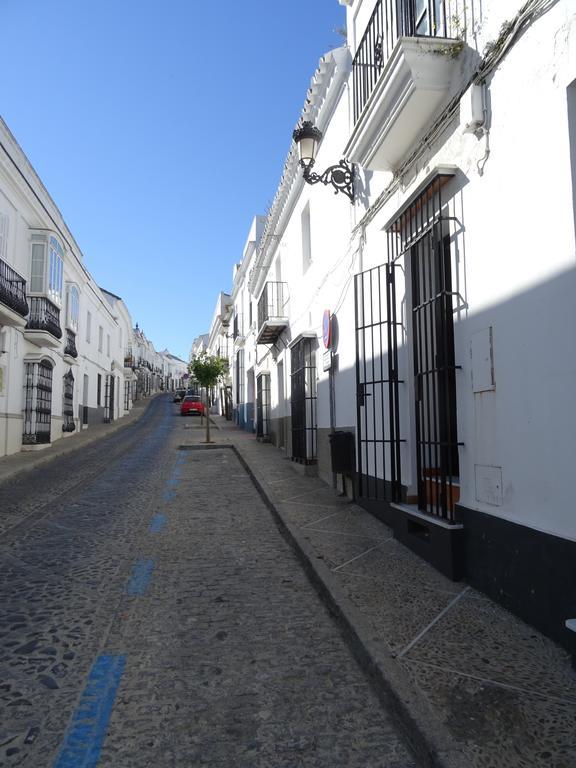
[{"xmin": 188, "ymin": 353, "xmax": 228, "ymax": 388}]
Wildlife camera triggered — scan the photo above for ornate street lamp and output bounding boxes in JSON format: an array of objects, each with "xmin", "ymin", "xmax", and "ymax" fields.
[{"xmin": 292, "ymin": 121, "xmax": 354, "ymax": 203}]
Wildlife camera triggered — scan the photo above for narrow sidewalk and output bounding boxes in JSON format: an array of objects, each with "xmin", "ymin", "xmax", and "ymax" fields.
[
  {"xmin": 195, "ymin": 415, "xmax": 576, "ymax": 768},
  {"xmin": 0, "ymin": 395, "xmax": 157, "ymax": 485}
]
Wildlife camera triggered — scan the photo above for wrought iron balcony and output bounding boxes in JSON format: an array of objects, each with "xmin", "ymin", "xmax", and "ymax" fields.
[
  {"xmin": 0, "ymin": 257, "xmax": 28, "ymax": 319},
  {"xmin": 26, "ymin": 296, "xmax": 62, "ymax": 339},
  {"xmin": 64, "ymin": 330, "xmax": 78, "ymax": 358},
  {"xmin": 347, "ymin": 0, "xmax": 466, "ymax": 171},
  {"xmin": 256, "ymin": 282, "xmax": 288, "ymax": 345},
  {"xmin": 352, "ymin": 0, "xmax": 455, "ymax": 123}
]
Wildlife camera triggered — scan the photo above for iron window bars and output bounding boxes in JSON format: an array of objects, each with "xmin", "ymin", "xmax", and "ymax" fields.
[
  {"xmin": 355, "ymin": 173, "xmax": 461, "ymax": 522},
  {"xmin": 235, "ymin": 349, "xmax": 245, "ymax": 406},
  {"xmin": 387, "ymin": 174, "xmax": 461, "ymax": 522},
  {"xmin": 291, "ymin": 337, "xmax": 317, "ymax": 464},
  {"xmin": 355, "ymin": 262, "xmax": 404, "ymax": 503},
  {"xmin": 23, "ymin": 360, "xmax": 53, "ymax": 445},
  {"xmin": 62, "ymin": 370, "xmax": 76, "ymax": 432},
  {"xmin": 256, "ymin": 373, "xmax": 271, "ymax": 439},
  {"xmin": 104, "ymin": 375, "xmax": 115, "ymax": 423}
]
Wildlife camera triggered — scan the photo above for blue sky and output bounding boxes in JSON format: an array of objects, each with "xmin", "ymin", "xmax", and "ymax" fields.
[{"xmin": 2, "ymin": 0, "xmax": 345, "ymax": 361}]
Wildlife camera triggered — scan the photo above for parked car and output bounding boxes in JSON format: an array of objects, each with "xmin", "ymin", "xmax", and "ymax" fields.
[
  {"xmin": 173, "ymin": 389, "xmax": 186, "ymax": 403},
  {"xmin": 180, "ymin": 395, "xmax": 205, "ymax": 416}
]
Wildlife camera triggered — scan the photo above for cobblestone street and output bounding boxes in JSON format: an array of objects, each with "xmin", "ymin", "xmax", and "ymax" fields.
[{"xmin": 0, "ymin": 396, "xmax": 416, "ymax": 767}]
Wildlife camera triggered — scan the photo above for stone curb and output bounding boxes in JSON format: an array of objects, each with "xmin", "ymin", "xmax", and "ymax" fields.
[{"xmin": 229, "ymin": 441, "xmax": 468, "ymax": 768}]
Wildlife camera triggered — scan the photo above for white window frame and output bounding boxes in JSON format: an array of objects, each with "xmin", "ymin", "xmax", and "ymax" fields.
[
  {"xmin": 66, "ymin": 284, "xmax": 80, "ymax": 332},
  {"xmin": 29, "ymin": 232, "xmax": 64, "ymax": 306}
]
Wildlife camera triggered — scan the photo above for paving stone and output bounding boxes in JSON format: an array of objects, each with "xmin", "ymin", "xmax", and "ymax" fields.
[{"xmin": 0, "ymin": 397, "xmax": 416, "ymax": 767}]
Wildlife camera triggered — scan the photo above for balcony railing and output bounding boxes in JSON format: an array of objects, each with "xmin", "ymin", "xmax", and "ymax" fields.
[
  {"xmin": 256, "ymin": 282, "xmax": 288, "ymax": 345},
  {"xmin": 0, "ymin": 257, "xmax": 29, "ymax": 318},
  {"xmin": 26, "ymin": 296, "xmax": 62, "ymax": 339},
  {"xmin": 64, "ymin": 330, "xmax": 78, "ymax": 358},
  {"xmin": 353, "ymin": 0, "xmax": 454, "ymax": 124},
  {"xmin": 257, "ymin": 282, "xmax": 287, "ymax": 327}
]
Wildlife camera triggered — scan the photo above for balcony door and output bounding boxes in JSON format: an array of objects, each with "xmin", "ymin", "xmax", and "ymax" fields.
[
  {"xmin": 290, "ymin": 337, "xmax": 317, "ymax": 464},
  {"xmin": 410, "ymin": 229, "xmax": 460, "ymax": 520}
]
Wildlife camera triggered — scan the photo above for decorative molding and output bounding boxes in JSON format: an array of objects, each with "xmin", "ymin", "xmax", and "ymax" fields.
[{"xmin": 248, "ymin": 46, "xmax": 351, "ymax": 297}]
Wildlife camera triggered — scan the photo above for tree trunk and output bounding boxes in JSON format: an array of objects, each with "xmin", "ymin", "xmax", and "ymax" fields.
[{"xmin": 205, "ymin": 392, "xmax": 211, "ymax": 443}]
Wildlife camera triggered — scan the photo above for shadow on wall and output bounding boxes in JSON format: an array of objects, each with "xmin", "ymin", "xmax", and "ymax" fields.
[{"xmin": 315, "ymin": 264, "xmax": 576, "ymax": 652}]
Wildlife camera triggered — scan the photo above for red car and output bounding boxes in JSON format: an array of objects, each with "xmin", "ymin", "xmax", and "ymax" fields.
[{"xmin": 180, "ymin": 395, "xmax": 205, "ymax": 416}]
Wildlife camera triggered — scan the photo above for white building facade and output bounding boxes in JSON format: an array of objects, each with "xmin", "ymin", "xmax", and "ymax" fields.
[
  {"xmin": 206, "ymin": 292, "xmax": 233, "ymax": 417},
  {"xmin": 220, "ymin": 0, "xmax": 576, "ymax": 654},
  {"xmin": 0, "ymin": 119, "xmax": 135, "ymax": 455},
  {"xmin": 0, "ymin": 117, "xmax": 175, "ymax": 457},
  {"xmin": 231, "ymin": 217, "xmax": 265, "ymax": 432}
]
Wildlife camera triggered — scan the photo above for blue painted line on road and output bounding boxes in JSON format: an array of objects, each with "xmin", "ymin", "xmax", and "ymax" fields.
[
  {"xmin": 52, "ymin": 654, "xmax": 126, "ymax": 768},
  {"xmin": 149, "ymin": 513, "xmax": 167, "ymax": 534},
  {"xmin": 163, "ymin": 489, "xmax": 176, "ymax": 502},
  {"xmin": 126, "ymin": 559, "xmax": 154, "ymax": 596},
  {"xmin": 166, "ymin": 477, "xmax": 180, "ymax": 488}
]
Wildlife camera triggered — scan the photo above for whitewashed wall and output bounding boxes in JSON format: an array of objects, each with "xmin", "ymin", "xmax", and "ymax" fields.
[
  {"xmin": 345, "ymin": 0, "xmax": 576, "ymax": 541},
  {"xmin": 0, "ymin": 118, "xmax": 135, "ymax": 456}
]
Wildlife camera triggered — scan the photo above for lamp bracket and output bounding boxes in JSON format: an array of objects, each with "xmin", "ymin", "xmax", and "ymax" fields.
[{"xmin": 302, "ymin": 159, "xmax": 355, "ymax": 203}]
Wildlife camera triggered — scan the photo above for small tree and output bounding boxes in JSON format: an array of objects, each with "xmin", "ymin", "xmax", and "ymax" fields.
[{"xmin": 188, "ymin": 353, "xmax": 228, "ymax": 443}]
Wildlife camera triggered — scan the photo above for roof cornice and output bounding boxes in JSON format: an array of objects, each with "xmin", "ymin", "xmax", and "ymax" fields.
[{"xmin": 248, "ymin": 46, "xmax": 351, "ymax": 297}]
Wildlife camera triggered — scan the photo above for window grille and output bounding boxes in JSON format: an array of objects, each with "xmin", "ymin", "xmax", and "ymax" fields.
[
  {"xmin": 291, "ymin": 337, "xmax": 317, "ymax": 463},
  {"xmin": 62, "ymin": 370, "xmax": 76, "ymax": 432},
  {"xmin": 124, "ymin": 380, "xmax": 130, "ymax": 411},
  {"xmin": 387, "ymin": 174, "xmax": 461, "ymax": 521},
  {"xmin": 103, "ymin": 375, "xmax": 115, "ymax": 422},
  {"xmin": 256, "ymin": 373, "xmax": 271, "ymax": 439},
  {"xmin": 355, "ymin": 262, "xmax": 404, "ymax": 503},
  {"xmin": 23, "ymin": 360, "xmax": 53, "ymax": 444},
  {"xmin": 235, "ymin": 350, "xmax": 245, "ymax": 405}
]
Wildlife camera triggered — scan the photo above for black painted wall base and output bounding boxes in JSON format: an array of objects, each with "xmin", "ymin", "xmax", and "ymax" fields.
[
  {"xmin": 357, "ymin": 493, "xmax": 465, "ymax": 581},
  {"xmin": 394, "ymin": 507, "xmax": 465, "ymax": 581},
  {"xmin": 457, "ymin": 503, "xmax": 576, "ymax": 654}
]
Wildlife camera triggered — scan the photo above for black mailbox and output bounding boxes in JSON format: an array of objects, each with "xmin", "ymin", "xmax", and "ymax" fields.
[{"xmin": 329, "ymin": 431, "xmax": 355, "ymax": 474}]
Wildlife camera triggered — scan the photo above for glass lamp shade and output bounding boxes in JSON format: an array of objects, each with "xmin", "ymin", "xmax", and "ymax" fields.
[{"xmin": 292, "ymin": 121, "xmax": 322, "ymax": 169}]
